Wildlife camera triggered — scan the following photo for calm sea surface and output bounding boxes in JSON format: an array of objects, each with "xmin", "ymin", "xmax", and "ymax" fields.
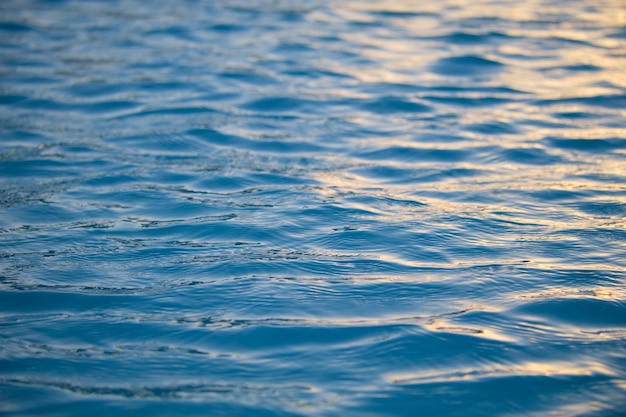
[{"xmin": 1, "ymin": 0, "xmax": 626, "ymax": 416}]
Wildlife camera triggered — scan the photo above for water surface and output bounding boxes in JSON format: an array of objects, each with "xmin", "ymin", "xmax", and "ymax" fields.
[{"xmin": 1, "ymin": 0, "xmax": 626, "ymax": 416}]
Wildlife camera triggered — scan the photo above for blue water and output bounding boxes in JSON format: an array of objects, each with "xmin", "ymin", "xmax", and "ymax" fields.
[{"xmin": 1, "ymin": 0, "xmax": 626, "ymax": 415}]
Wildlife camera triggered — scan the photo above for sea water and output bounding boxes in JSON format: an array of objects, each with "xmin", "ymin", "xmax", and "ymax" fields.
[{"xmin": 1, "ymin": 0, "xmax": 625, "ymax": 416}]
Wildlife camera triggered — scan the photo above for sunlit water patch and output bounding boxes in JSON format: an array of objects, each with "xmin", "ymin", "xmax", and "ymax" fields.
[{"xmin": 1, "ymin": 0, "xmax": 625, "ymax": 416}]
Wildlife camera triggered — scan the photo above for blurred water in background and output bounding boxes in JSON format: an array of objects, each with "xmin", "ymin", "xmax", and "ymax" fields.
[{"xmin": 1, "ymin": 0, "xmax": 626, "ymax": 416}]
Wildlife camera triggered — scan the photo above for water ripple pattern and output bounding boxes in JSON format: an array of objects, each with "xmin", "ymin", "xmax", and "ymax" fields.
[{"xmin": 1, "ymin": 0, "xmax": 626, "ymax": 416}]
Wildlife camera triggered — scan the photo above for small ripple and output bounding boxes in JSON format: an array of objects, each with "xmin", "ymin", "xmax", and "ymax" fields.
[
  {"xmin": 430, "ymin": 55, "xmax": 505, "ymax": 77},
  {"xmin": 422, "ymin": 95, "xmax": 511, "ymax": 107},
  {"xmin": 427, "ymin": 31, "xmax": 516, "ymax": 45},
  {"xmin": 544, "ymin": 137, "xmax": 626, "ymax": 153},
  {"xmin": 0, "ymin": 378, "xmax": 316, "ymax": 402},
  {"xmin": 485, "ymin": 147, "xmax": 565, "ymax": 165},
  {"xmin": 220, "ymin": 71, "xmax": 277, "ymax": 86},
  {"xmin": 112, "ymin": 106, "xmax": 218, "ymax": 120},
  {"xmin": 0, "ymin": 22, "xmax": 34, "ymax": 32},
  {"xmin": 351, "ymin": 165, "xmax": 488, "ymax": 184},
  {"xmin": 466, "ymin": 121, "xmax": 519, "ymax": 135},
  {"xmin": 367, "ymin": 10, "xmax": 438, "ymax": 19},
  {"xmin": 353, "ymin": 146, "xmax": 471, "ymax": 163},
  {"xmin": 537, "ymin": 94, "xmax": 626, "ymax": 109},
  {"xmin": 240, "ymin": 97, "xmax": 314, "ymax": 113},
  {"xmin": 10, "ymin": 97, "xmax": 140, "ymax": 114},
  {"xmin": 186, "ymin": 128, "xmax": 326, "ymax": 154},
  {"xmin": 358, "ymin": 96, "xmax": 431, "ymax": 114},
  {"xmin": 61, "ymin": 81, "xmax": 197, "ymax": 98}
]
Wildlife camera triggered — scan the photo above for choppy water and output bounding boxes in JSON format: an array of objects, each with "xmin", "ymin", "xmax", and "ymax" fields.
[{"xmin": 1, "ymin": 0, "xmax": 626, "ymax": 415}]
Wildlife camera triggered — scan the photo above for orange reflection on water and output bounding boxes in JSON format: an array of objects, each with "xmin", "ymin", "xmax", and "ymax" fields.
[
  {"xmin": 335, "ymin": 0, "xmax": 626, "ymax": 99},
  {"xmin": 518, "ymin": 286, "xmax": 626, "ymax": 302},
  {"xmin": 387, "ymin": 360, "xmax": 616, "ymax": 385}
]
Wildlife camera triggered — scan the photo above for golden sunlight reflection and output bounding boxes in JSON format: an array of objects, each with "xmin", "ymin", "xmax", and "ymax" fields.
[
  {"xmin": 335, "ymin": 0, "xmax": 626, "ymax": 104},
  {"xmin": 387, "ymin": 360, "xmax": 616, "ymax": 385},
  {"xmin": 360, "ymin": 0, "xmax": 626, "ymax": 25},
  {"xmin": 425, "ymin": 320, "xmax": 519, "ymax": 343},
  {"xmin": 517, "ymin": 286, "xmax": 626, "ymax": 302}
]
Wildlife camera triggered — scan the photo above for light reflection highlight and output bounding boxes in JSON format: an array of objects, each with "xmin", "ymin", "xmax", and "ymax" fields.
[{"xmin": 388, "ymin": 360, "xmax": 617, "ymax": 385}]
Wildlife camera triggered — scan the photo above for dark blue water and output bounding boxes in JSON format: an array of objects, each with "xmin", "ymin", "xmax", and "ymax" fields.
[{"xmin": 1, "ymin": 0, "xmax": 626, "ymax": 415}]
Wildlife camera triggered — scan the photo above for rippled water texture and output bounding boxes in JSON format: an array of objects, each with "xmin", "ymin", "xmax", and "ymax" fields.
[{"xmin": 1, "ymin": 0, "xmax": 626, "ymax": 415}]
